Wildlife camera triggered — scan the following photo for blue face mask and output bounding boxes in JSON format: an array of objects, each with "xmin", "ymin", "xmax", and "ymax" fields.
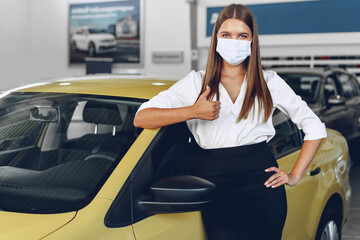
[{"xmin": 216, "ymin": 38, "xmax": 252, "ymax": 66}]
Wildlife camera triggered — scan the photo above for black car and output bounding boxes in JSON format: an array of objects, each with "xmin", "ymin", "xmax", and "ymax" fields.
[{"xmin": 275, "ymin": 67, "xmax": 360, "ymax": 164}]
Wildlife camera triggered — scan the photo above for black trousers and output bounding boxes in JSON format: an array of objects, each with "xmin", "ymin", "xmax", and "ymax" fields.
[{"xmin": 196, "ymin": 142, "xmax": 288, "ymax": 240}]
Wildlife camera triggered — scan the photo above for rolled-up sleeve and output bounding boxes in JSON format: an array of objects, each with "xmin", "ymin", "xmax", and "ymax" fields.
[
  {"xmin": 267, "ymin": 71, "xmax": 327, "ymax": 140},
  {"xmin": 136, "ymin": 70, "xmax": 202, "ymax": 115}
]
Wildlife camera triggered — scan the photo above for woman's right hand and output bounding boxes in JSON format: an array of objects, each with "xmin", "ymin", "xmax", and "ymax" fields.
[
  {"xmin": 192, "ymin": 86, "xmax": 221, "ymax": 120},
  {"xmin": 134, "ymin": 86, "xmax": 221, "ymax": 129}
]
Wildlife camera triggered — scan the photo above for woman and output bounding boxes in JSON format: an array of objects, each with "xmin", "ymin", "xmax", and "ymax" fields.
[{"xmin": 134, "ymin": 4, "xmax": 326, "ymax": 240}]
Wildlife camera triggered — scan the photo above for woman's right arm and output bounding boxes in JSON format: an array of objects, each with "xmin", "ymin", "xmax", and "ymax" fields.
[{"xmin": 134, "ymin": 86, "xmax": 220, "ymax": 129}]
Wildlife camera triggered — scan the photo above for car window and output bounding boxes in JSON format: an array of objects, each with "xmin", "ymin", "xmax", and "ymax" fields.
[
  {"xmin": 106, "ymin": 122, "xmax": 196, "ymax": 227},
  {"xmin": 88, "ymin": 28, "xmax": 108, "ymax": 34},
  {"xmin": 76, "ymin": 29, "xmax": 84, "ymax": 35},
  {"xmin": 337, "ymin": 73, "xmax": 357, "ymax": 99},
  {"xmin": 325, "ymin": 77, "xmax": 336, "ymax": 93},
  {"xmin": 268, "ymin": 109, "xmax": 303, "ymax": 158},
  {"xmin": 324, "ymin": 76, "xmax": 340, "ymax": 102},
  {"xmin": 278, "ymin": 73, "xmax": 321, "ymax": 103},
  {"xmin": 0, "ymin": 92, "xmax": 142, "ymax": 214},
  {"xmin": 0, "ymin": 105, "xmax": 43, "ymax": 153},
  {"xmin": 349, "ymin": 75, "xmax": 360, "ymax": 96}
]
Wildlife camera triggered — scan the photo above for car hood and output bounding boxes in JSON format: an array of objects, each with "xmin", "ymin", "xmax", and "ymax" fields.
[{"xmin": 0, "ymin": 211, "xmax": 76, "ymax": 239}]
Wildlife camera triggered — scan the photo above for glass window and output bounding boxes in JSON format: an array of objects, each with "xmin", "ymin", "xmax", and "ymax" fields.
[
  {"xmin": 76, "ymin": 29, "xmax": 84, "ymax": 35},
  {"xmin": 324, "ymin": 76, "xmax": 339, "ymax": 103},
  {"xmin": 278, "ymin": 74, "xmax": 322, "ymax": 103},
  {"xmin": 268, "ymin": 110, "xmax": 303, "ymax": 158},
  {"xmin": 337, "ymin": 73, "xmax": 356, "ymax": 99},
  {"xmin": 106, "ymin": 122, "xmax": 196, "ymax": 226},
  {"xmin": 88, "ymin": 28, "xmax": 108, "ymax": 34},
  {"xmin": 349, "ymin": 75, "xmax": 360, "ymax": 96},
  {"xmin": 0, "ymin": 92, "xmax": 142, "ymax": 214}
]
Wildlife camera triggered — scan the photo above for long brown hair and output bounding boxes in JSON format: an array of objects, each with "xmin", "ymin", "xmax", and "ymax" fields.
[{"xmin": 198, "ymin": 4, "xmax": 273, "ymax": 122}]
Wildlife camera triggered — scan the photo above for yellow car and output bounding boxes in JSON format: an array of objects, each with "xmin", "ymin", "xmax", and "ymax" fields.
[{"xmin": 0, "ymin": 75, "xmax": 351, "ymax": 240}]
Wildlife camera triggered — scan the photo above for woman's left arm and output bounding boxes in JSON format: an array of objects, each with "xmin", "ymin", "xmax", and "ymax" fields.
[
  {"xmin": 264, "ymin": 138, "xmax": 322, "ymax": 188},
  {"xmin": 264, "ymin": 70, "xmax": 327, "ymax": 188}
]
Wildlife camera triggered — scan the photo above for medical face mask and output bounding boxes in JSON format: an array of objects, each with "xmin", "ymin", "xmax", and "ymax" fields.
[{"xmin": 216, "ymin": 38, "xmax": 252, "ymax": 66}]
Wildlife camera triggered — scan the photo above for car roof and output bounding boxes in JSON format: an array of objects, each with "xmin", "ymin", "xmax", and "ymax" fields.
[
  {"xmin": 15, "ymin": 74, "xmax": 177, "ymax": 100},
  {"xmin": 271, "ymin": 67, "xmax": 348, "ymax": 76}
]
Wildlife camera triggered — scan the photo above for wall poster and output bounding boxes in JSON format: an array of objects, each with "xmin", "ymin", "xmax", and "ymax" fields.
[{"xmin": 69, "ymin": 0, "xmax": 142, "ymax": 65}]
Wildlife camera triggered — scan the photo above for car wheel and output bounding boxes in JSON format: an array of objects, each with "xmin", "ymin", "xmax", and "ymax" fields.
[
  {"xmin": 71, "ymin": 41, "xmax": 77, "ymax": 52},
  {"xmin": 88, "ymin": 42, "xmax": 96, "ymax": 57},
  {"xmin": 315, "ymin": 209, "xmax": 341, "ymax": 240}
]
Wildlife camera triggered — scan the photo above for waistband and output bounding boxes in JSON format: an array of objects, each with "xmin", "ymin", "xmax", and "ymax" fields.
[{"xmin": 200, "ymin": 141, "xmax": 269, "ymax": 158}]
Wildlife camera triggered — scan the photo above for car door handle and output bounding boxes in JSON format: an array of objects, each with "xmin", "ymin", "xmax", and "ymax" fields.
[{"xmin": 310, "ymin": 167, "xmax": 321, "ymax": 176}]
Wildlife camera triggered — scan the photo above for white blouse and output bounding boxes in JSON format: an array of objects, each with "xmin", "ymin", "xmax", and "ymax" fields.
[{"xmin": 136, "ymin": 70, "xmax": 327, "ymax": 149}]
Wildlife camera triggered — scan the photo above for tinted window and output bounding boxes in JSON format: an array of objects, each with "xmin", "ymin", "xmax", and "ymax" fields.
[
  {"xmin": 88, "ymin": 28, "xmax": 108, "ymax": 34},
  {"xmin": 0, "ymin": 92, "xmax": 142, "ymax": 214},
  {"xmin": 349, "ymin": 76, "xmax": 360, "ymax": 95},
  {"xmin": 278, "ymin": 73, "xmax": 321, "ymax": 103},
  {"xmin": 76, "ymin": 29, "xmax": 84, "ymax": 34},
  {"xmin": 324, "ymin": 76, "xmax": 339, "ymax": 103},
  {"xmin": 337, "ymin": 73, "xmax": 356, "ymax": 99},
  {"xmin": 107, "ymin": 122, "xmax": 196, "ymax": 226},
  {"xmin": 268, "ymin": 110, "xmax": 303, "ymax": 158}
]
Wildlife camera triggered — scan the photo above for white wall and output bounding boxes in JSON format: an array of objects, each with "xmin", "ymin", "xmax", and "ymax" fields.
[
  {"xmin": 0, "ymin": 0, "xmax": 191, "ymax": 91},
  {"xmin": 143, "ymin": 0, "xmax": 191, "ymax": 78}
]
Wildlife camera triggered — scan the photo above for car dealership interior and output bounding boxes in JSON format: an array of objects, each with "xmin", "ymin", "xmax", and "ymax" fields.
[{"xmin": 0, "ymin": 0, "xmax": 359, "ymax": 239}]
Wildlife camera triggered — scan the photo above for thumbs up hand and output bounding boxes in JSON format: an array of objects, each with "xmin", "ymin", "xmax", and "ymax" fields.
[{"xmin": 193, "ymin": 86, "xmax": 221, "ymax": 120}]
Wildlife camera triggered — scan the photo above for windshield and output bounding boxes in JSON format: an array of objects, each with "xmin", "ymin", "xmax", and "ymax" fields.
[
  {"xmin": 278, "ymin": 73, "xmax": 322, "ymax": 103},
  {"xmin": 88, "ymin": 28, "xmax": 108, "ymax": 34},
  {"xmin": 0, "ymin": 92, "xmax": 142, "ymax": 214}
]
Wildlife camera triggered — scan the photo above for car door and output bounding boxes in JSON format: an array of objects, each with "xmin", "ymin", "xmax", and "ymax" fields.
[
  {"xmin": 106, "ymin": 123, "xmax": 207, "ymax": 240},
  {"xmin": 76, "ymin": 29, "xmax": 88, "ymax": 51},
  {"xmin": 269, "ymin": 110, "xmax": 322, "ymax": 240}
]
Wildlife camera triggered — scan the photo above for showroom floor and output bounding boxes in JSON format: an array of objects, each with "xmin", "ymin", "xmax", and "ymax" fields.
[{"xmin": 342, "ymin": 165, "xmax": 360, "ymax": 239}]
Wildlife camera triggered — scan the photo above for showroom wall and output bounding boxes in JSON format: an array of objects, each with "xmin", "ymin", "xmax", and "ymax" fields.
[{"xmin": 0, "ymin": 0, "xmax": 191, "ymax": 91}]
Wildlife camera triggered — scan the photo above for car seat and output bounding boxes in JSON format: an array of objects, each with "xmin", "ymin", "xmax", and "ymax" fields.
[{"xmin": 58, "ymin": 100, "xmax": 132, "ymax": 164}]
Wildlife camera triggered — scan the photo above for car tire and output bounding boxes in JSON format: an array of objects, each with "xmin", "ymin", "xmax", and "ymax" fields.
[
  {"xmin": 88, "ymin": 42, "xmax": 96, "ymax": 57},
  {"xmin": 315, "ymin": 208, "xmax": 341, "ymax": 240}
]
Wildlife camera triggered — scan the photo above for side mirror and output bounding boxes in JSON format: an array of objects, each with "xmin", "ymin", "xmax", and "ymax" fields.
[
  {"xmin": 327, "ymin": 95, "xmax": 346, "ymax": 106},
  {"xmin": 139, "ymin": 175, "xmax": 215, "ymax": 214}
]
